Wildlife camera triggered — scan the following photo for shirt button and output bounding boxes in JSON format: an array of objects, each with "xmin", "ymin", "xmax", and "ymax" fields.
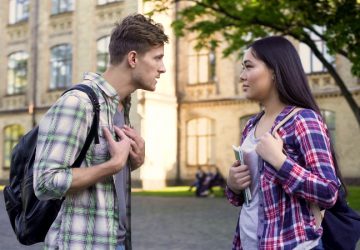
[{"xmin": 259, "ymin": 203, "xmax": 263, "ymax": 207}]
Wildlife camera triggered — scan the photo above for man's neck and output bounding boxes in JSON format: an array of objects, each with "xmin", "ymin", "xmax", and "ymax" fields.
[{"xmin": 102, "ymin": 64, "xmax": 136, "ymax": 100}]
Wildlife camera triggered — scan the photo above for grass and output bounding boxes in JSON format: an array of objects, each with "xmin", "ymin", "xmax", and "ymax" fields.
[
  {"xmin": 132, "ymin": 185, "xmax": 360, "ymax": 210},
  {"xmin": 132, "ymin": 186, "xmax": 225, "ymax": 198},
  {"xmin": 347, "ymin": 186, "xmax": 360, "ymax": 211},
  {"xmin": 0, "ymin": 184, "xmax": 358, "ymax": 210}
]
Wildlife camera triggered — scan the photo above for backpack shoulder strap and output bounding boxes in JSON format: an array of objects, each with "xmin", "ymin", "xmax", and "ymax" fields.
[
  {"xmin": 62, "ymin": 84, "xmax": 100, "ymax": 168},
  {"xmin": 272, "ymin": 107, "xmax": 303, "ymax": 136},
  {"xmin": 272, "ymin": 107, "xmax": 325, "ymax": 228}
]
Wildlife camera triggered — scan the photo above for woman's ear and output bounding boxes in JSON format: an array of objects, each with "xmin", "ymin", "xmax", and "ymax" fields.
[
  {"xmin": 127, "ymin": 51, "xmax": 137, "ymax": 68},
  {"xmin": 271, "ymin": 70, "xmax": 276, "ymax": 80}
]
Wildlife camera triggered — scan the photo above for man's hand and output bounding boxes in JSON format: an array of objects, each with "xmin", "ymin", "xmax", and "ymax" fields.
[
  {"xmin": 68, "ymin": 126, "xmax": 131, "ymax": 193},
  {"xmin": 103, "ymin": 126, "xmax": 131, "ymax": 174},
  {"xmin": 227, "ymin": 160, "xmax": 251, "ymax": 194},
  {"xmin": 122, "ymin": 125, "xmax": 145, "ymax": 170}
]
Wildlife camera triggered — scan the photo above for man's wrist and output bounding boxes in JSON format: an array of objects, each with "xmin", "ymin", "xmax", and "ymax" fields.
[{"xmin": 102, "ymin": 159, "xmax": 119, "ymax": 175}]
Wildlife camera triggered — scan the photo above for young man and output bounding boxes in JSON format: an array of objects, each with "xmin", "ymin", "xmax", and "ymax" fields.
[{"xmin": 34, "ymin": 14, "xmax": 168, "ymax": 250}]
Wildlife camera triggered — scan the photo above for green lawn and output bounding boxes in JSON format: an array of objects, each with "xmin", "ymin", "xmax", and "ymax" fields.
[
  {"xmin": 348, "ymin": 186, "xmax": 360, "ymax": 211},
  {"xmin": 132, "ymin": 185, "xmax": 360, "ymax": 211},
  {"xmin": 132, "ymin": 186, "xmax": 225, "ymax": 197}
]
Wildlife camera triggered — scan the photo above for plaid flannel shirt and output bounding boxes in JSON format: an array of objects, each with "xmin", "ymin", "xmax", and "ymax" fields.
[
  {"xmin": 226, "ymin": 106, "xmax": 340, "ymax": 250},
  {"xmin": 34, "ymin": 72, "xmax": 121, "ymax": 250}
]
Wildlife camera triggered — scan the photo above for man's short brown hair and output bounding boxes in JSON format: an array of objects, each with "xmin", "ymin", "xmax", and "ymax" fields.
[{"xmin": 109, "ymin": 14, "xmax": 169, "ymax": 65}]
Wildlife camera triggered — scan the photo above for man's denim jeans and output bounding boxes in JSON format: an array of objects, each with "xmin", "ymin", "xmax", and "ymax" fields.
[{"xmin": 116, "ymin": 244, "xmax": 125, "ymax": 250}]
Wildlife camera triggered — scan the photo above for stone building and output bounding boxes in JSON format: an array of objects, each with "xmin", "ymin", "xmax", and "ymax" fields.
[{"xmin": 0, "ymin": 0, "xmax": 359, "ymax": 189}]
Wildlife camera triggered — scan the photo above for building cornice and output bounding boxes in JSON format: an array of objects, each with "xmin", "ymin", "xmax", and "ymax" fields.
[
  {"xmin": 180, "ymin": 87, "xmax": 360, "ymax": 107},
  {"xmin": 0, "ymin": 106, "xmax": 51, "ymax": 115}
]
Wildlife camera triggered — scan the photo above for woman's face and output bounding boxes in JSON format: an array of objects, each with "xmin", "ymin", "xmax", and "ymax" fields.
[{"xmin": 240, "ymin": 48, "xmax": 275, "ymax": 102}]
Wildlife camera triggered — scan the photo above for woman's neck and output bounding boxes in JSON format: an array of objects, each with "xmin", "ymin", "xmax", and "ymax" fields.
[{"xmin": 261, "ymin": 97, "xmax": 287, "ymax": 119}]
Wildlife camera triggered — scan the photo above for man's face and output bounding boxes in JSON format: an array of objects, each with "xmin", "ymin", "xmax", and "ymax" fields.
[{"xmin": 132, "ymin": 45, "xmax": 166, "ymax": 91}]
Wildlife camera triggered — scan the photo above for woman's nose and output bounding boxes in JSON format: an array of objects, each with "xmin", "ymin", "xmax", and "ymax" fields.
[{"xmin": 239, "ymin": 70, "xmax": 246, "ymax": 82}]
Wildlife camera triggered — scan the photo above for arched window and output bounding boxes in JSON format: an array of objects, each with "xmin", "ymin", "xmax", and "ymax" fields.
[
  {"xmin": 186, "ymin": 118, "xmax": 215, "ymax": 166},
  {"xmin": 3, "ymin": 125, "xmax": 24, "ymax": 169},
  {"xmin": 7, "ymin": 51, "xmax": 28, "ymax": 95},
  {"xmin": 50, "ymin": 44, "xmax": 72, "ymax": 90},
  {"xmin": 97, "ymin": 36, "xmax": 110, "ymax": 73}
]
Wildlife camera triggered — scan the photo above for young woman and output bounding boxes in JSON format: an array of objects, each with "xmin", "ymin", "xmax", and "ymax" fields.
[{"xmin": 226, "ymin": 36, "xmax": 342, "ymax": 250}]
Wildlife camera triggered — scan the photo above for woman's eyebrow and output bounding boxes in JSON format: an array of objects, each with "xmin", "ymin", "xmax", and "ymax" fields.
[{"xmin": 243, "ymin": 60, "xmax": 252, "ymax": 64}]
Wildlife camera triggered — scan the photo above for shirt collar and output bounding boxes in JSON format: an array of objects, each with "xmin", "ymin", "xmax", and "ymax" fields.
[
  {"xmin": 248, "ymin": 105, "xmax": 296, "ymax": 130},
  {"xmin": 83, "ymin": 72, "xmax": 120, "ymax": 101}
]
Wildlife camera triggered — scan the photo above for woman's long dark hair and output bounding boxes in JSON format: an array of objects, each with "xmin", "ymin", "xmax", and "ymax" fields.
[{"xmin": 249, "ymin": 36, "xmax": 346, "ymax": 195}]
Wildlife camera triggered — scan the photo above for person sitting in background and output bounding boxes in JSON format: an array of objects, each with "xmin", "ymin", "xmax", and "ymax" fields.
[
  {"xmin": 208, "ymin": 166, "xmax": 226, "ymax": 195},
  {"xmin": 189, "ymin": 167, "xmax": 206, "ymax": 197}
]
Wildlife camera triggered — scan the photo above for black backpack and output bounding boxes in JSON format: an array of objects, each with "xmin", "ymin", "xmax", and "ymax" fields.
[
  {"xmin": 3, "ymin": 84, "xmax": 100, "ymax": 245},
  {"xmin": 321, "ymin": 187, "xmax": 360, "ymax": 250}
]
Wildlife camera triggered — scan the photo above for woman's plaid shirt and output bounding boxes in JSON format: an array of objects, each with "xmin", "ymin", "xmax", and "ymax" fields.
[{"xmin": 226, "ymin": 106, "xmax": 340, "ymax": 250}]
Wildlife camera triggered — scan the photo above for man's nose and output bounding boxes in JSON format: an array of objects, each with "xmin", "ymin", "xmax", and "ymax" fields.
[{"xmin": 159, "ymin": 62, "xmax": 166, "ymax": 74}]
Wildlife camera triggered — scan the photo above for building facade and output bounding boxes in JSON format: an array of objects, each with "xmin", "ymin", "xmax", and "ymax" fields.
[
  {"xmin": 0, "ymin": 0, "xmax": 359, "ymax": 188},
  {"xmin": 0, "ymin": 0, "xmax": 178, "ymax": 189},
  {"xmin": 176, "ymin": 31, "xmax": 360, "ymax": 183}
]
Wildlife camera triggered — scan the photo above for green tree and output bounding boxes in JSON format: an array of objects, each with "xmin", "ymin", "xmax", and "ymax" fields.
[{"xmin": 147, "ymin": 0, "xmax": 360, "ymax": 125}]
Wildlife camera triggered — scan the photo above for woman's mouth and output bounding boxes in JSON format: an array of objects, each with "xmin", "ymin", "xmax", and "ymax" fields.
[{"xmin": 242, "ymin": 84, "xmax": 250, "ymax": 91}]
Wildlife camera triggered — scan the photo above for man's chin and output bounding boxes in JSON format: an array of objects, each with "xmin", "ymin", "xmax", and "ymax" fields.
[
  {"xmin": 141, "ymin": 85, "xmax": 156, "ymax": 92},
  {"xmin": 149, "ymin": 82, "xmax": 157, "ymax": 91}
]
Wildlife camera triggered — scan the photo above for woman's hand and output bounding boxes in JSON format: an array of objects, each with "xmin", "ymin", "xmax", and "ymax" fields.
[
  {"xmin": 227, "ymin": 160, "xmax": 251, "ymax": 194},
  {"xmin": 256, "ymin": 132, "xmax": 287, "ymax": 170}
]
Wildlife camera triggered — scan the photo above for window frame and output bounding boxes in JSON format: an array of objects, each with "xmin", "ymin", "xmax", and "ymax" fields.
[
  {"xmin": 96, "ymin": 36, "xmax": 110, "ymax": 73},
  {"xmin": 97, "ymin": 0, "xmax": 121, "ymax": 5},
  {"xmin": 299, "ymin": 27, "xmax": 335, "ymax": 74},
  {"xmin": 186, "ymin": 117, "xmax": 215, "ymax": 167},
  {"xmin": 187, "ymin": 45, "xmax": 217, "ymax": 85},
  {"xmin": 3, "ymin": 124, "xmax": 24, "ymax": 169},
  {"xmin": 49, "ymin": 44, "xmax": 73, "ymax": 90},
  {"xmin": 320, "ymin": 109, "xmax": 336, "ymax": 143},
  {"xmin": 7, "ymin": 51, "xmax": 29, "ymax": 95},
  {"xmin": 51, "ymin": 0, "xmax": 74, "ymax": 15},
  {"xmin": 8, "ymin": 0, "xmax": 29, "ymax": 24}
]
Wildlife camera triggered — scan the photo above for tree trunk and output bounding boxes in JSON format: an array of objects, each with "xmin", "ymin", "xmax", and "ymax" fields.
[{"xmin": 305, "ymin": 39, "xmax": 360, "ymax": 126}]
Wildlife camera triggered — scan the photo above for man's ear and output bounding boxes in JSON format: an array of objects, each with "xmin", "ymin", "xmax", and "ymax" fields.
[{"xmin": 127, "ymin": 51, "xmax": 137, "ymax": 68}]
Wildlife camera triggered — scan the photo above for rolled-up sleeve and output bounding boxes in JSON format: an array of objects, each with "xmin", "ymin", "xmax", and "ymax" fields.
[
  {"xmin": 34, "ymin": 92, "xmax": 92, "ymax": 200},
  {"xmin": 226, "ymin": 186, "xmax": 245, "ymax": 207},
  {"xmin": 275, "ymin": 109, "xmax": 340, "ymax": 208}
]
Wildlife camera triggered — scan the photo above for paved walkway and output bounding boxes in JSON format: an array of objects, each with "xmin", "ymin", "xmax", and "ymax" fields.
[
  {"xmin": 1, "ymin": 193, "xmax": 359, "ymax": 250},
  {"xmin": 131, "ymin": 196, "xmax": 238, "ymax": 250},
  {"xmin": 0, "ymin": 194, "xmax": 238, "ymax": 250}
]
